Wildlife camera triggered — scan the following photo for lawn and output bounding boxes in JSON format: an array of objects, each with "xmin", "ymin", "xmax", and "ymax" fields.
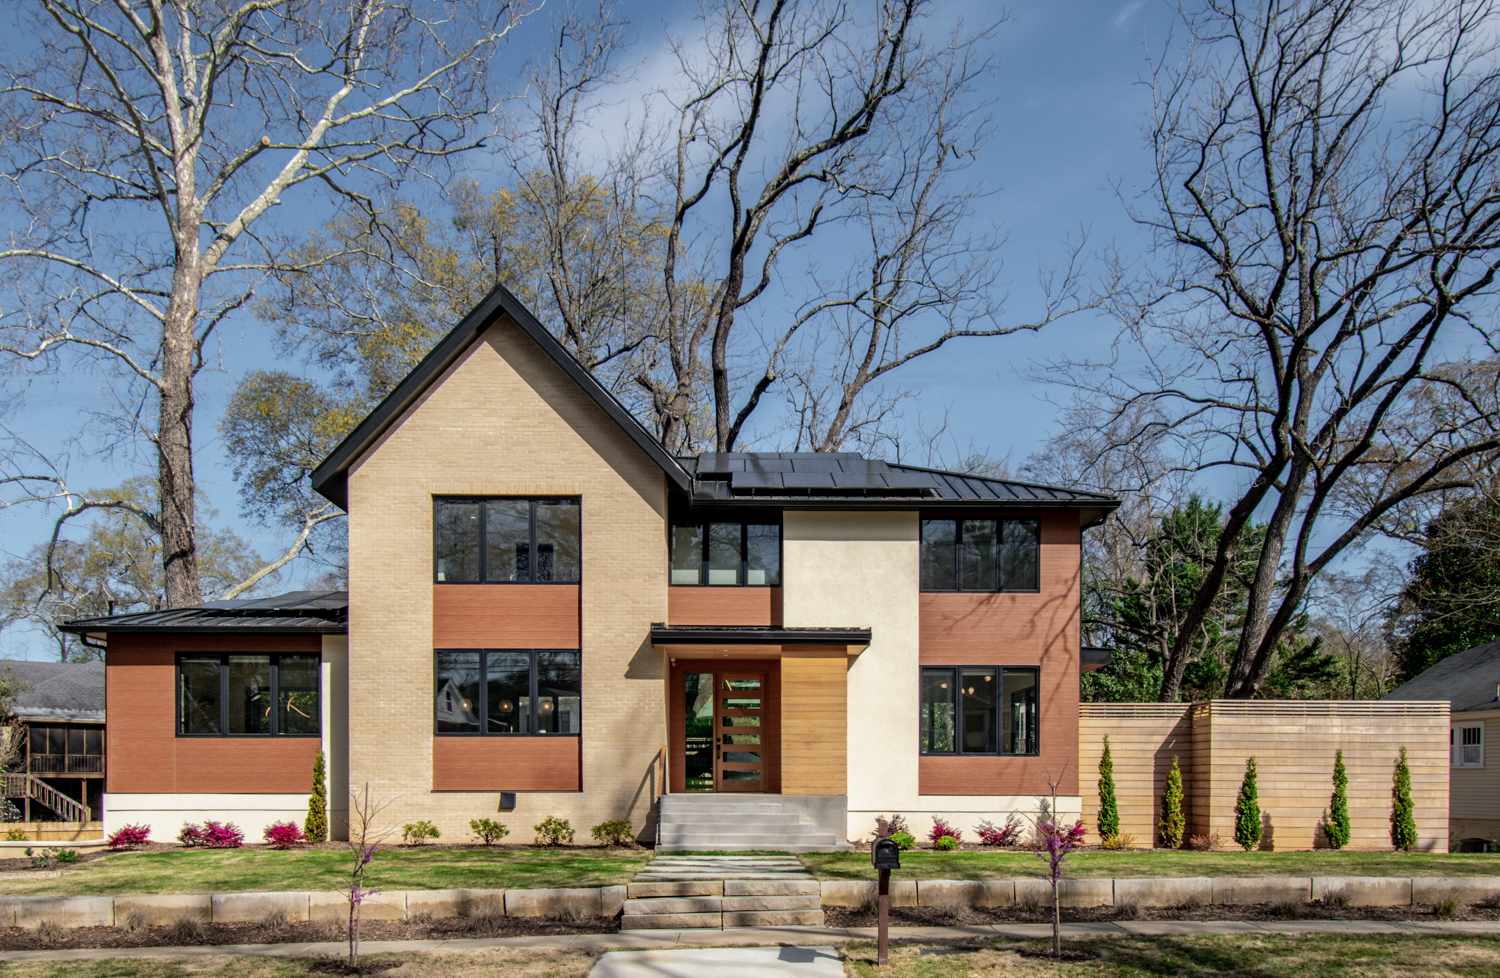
[
  {"xmin": 0, "ymin": 949, "xmax": 599, "ymax": 978},
  {"xmin": 0, "ymin": 847, "xmax": 651, "ymax": 897},
  {"xmin": 804, "ymin": 848, "xmax": 1500, "ymax": 880}
]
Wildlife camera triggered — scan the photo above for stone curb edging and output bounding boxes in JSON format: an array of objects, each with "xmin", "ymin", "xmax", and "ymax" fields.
[{"xmin": 4, "ymin": 876, "xmax": 1499, "ymax": 929}]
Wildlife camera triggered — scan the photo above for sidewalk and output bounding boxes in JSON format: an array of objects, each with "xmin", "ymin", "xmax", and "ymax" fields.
[{"xmin": 3, "ymin": 919, "xmax": 1500, "ymax": 964}]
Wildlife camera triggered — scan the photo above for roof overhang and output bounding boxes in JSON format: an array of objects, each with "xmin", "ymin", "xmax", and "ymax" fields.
[
  {"xmin": 310, "ymin": 283, "xmax": 691, "ymax": 510},
  {"xmin": 650, "ymin": 624, "xmax": 871, "ymax": 653},
  {"xmin": 1081, "ymin": 646, "xmax": 1112, "ymax": 673}
]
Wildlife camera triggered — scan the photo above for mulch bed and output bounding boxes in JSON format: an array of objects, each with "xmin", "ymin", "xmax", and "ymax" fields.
[
  {"xmin": 0, "ymin": 914, "xmax": 620, "ymax": 952},
  {"xmin": 824, "ymin": 901, "xmax": 1500, "ymax": 928}
]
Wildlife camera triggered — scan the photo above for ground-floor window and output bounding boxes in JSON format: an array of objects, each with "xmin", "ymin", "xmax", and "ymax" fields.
[
  {"xmin": 920, "ymin": 665, "xmax": 1037, "ymax": 755},
  {"xmin": 434, "ymin": 649, "xmax": 581, "ymax": 736},
  {"xmin": 177, "ymin": 653, "xmax": 320, "ymax": 736}
]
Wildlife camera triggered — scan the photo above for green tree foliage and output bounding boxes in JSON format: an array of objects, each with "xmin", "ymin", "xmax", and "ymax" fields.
[
  {"xmin": 1393, "ymin": 498, "xmax": 1500, "ymax": 682},
  {"xmin": 1233, "ymin": 757, "xmax": 1262, "ymax": 851},
  {"xmin": 1097, "ymin": 735, "xmax": 1120, "ymax": 839},
  {"xmin": 1324, "ymin": 750, "xmax": 1351, "ymax": 850},
  {"xmin": 305, "ymin": 751, "xmax": 328, "ymax": 843},
  {"xmin": 1390, "ymin": 746, "xmax": 1418, "ymax": 852},
  {"xmin": 1158, "ymin": 756, "xmax": 1185, "ymax": 849}
]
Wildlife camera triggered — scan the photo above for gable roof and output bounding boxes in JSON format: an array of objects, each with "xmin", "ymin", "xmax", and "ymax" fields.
[
  {"xmin": 59, "ymin": 590, "xmax": 348, "ymax": 636},
  {"xmin": 1384, "ymin": 639, "xmax": 1500, "ymax": 713},
  {"xmin": 310, "ymin": 282, "xmax": 691, "ymax": 510},
  {"xmin": 0, "ymin": 659, "xmax": 104, "ymax": 721}
]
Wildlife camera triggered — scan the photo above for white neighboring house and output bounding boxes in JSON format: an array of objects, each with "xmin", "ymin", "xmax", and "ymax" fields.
[{"xmin": 1385, "ymin": 641, "xmax": 1500, "ymax": 847}]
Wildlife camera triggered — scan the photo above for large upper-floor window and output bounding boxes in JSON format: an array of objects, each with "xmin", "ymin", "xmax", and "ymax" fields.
[
  {"xmin": 434, "ymin": 498, "xmax": 580, "ymax": 583},
  {"xmin": 670, "ymin": 521, "xmax": 781, "ymax": 586},
  {"xmin": 920, "ymin": 518, "xmax": 1040, "ymax": 591},
  {"xmin": 435, "ymin": 649, "xmax": 581, "ymax": 735},
  {"xmin": 178, "ymin": 653, "xmax": 320, "ymax": 737},
  {"xmin": 919, "ymin": 665, "xmax": 1037, "ymax": 755}
]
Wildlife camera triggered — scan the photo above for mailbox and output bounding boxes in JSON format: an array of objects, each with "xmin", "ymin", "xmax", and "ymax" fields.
[{"xmin": 871, "ymin": 837, "xmax": 901, "ymax": 870}]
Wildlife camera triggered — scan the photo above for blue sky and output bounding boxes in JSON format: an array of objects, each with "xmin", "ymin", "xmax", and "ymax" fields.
[{"xmin": 0, "ymin": 0, "xmax": 1173, "ymax": 657}]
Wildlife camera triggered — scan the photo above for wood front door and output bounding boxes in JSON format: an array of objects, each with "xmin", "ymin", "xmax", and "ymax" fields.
[{"xmin": 715, "ymin": 672, "xmax": 766, "ymax": 792}]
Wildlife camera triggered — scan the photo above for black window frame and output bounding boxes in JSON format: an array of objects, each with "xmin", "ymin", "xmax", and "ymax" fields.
[
  {"xmin": 668, "ymin": 520, "xmax": 783, "ymax": 587},
  {"xmin": 175, "ymin": 652, "xmax": 322, "ymax": 738},
  {"xmin": 918, "ymin": 665, "xmax": 1039, "ymax": 756},
  {"xmin": 432, "ymin": 648, "xmax": 582, "ymax": 737},
  {"xmin": 432, "ymin": 497, "xmax": 582, "ymax": 585},
  {"xmin": 919, "ymin": 516, "xmax": 1041, "ymax": 593}
]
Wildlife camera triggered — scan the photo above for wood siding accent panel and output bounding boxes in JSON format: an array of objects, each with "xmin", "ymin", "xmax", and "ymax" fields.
[
  {"xmin": 105, "ymin": 633, "xmax": 323, "ymax": 795},
  {"xmin": 667, "ymin": 588, "xmax": 783, "ymax": 626},
  {"xmin": 667, "ymin": 658, "xmax": 780, "ymax": 794},
  {"xmin": 1079, "ymin": 701, "xmax": 1450, "ymax": 851},
  {"xmin": 431, "ymin": 736, "xmax": 582, "ymax": 791},
  {"xmin": 432, "ymin": 585, "xmax": 580, "ymax": 647},
  {"xmin": 780, "ymin": 652, "xmax": 847, "ymax": 795},
  {"xmin": 917, "ymin": 512, "xmax": 1080, "ymax": 797}
]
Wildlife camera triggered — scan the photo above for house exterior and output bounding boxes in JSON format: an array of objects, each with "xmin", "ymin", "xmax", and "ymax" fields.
[
  {"xmin": 65, "ymin": 283, "xmax": 1118, "ymax": 845},
  {"xmin": 1386, "ymin": 640, "xmax": 1500, "ymax": 845},
  {"xmin": 1, "ymin": 658, "xmax": 105, "ymax": 825}
]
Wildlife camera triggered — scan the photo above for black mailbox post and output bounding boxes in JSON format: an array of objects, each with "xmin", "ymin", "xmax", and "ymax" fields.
[{"xmin": 871, "ymin": 838, "xmax": 900, "ymax": 964}]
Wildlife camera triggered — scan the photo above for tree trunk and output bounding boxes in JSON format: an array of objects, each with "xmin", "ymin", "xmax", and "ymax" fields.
[{"xmin": 158, "ymin": 263, "xmax": 203, "ymax": 609}]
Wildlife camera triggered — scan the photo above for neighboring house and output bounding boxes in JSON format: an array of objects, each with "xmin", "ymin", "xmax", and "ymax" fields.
[
  {"xmin": 0, "ymin": 658, "xmax": 105, "ymax": 823},
  {"xmin": 64, "ymin": 283, "xmax": 1119, "ymax": 846},
  {"xmin": 1385, "ymin": 640, "xmax": 1500, "ymax": 844}
]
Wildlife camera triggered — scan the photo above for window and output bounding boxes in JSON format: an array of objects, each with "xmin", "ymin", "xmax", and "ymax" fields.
[
  {"xmin": 434, "ymin": 649, "xmax": 581, "ymax": 736},
  {"xmin": 920, "ymin": 666, "xmax": 1037, "ymax": 755},
  {"xmin": 434, "ymin": 498, "xmax": 580, "ymax": 583},
  {"xmin": 177, "ymin": 654, "xmax": 320, "ymax": 736},
  {"xmin": 920, "ymin": 518, "xmax": 1040, "ymax": 591},
  {"xmin": 669, "ymin": 521, "xmax": 781, "ymax": 585},
  {"xmin": 1452, "ymin": 723, "xmax": 1484, "ymax": 768}
]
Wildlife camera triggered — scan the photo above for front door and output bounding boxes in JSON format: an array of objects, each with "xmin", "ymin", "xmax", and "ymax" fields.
[{"xmin": 682, "ymin": 670, "xmax": 767, "ymax": 792}]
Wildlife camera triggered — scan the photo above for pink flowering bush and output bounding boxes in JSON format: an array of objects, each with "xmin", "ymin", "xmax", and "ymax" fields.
[
  {"xmin": 202, "ymin": 820, "xmax": 245, "ymax": 849},
  {"xmin": 976, "ymin": 814, "xmax": 1022, "ymax": 847},
  {"xmin": 106, "ymin": 824, "xmax": 151, "ymax": 849},
  {"xmin": 928, "ymin": 816, "xmax": 962, "ymax": 846},
  {"xmin": 178, "ymin": 823, "xmax": 205, "ymax": 847},
  {"xmin": 264, "ymin": 821, "xmax": 308, "ymax": 849}
]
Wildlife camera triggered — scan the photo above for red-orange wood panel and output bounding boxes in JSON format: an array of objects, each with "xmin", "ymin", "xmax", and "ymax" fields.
[
  {"xmin": 667, "ymin": 657, "xmax": 780, "ymax": 794},
  {"xmin": 432, "ymin": 585, "xmax": 580, "ymax": 647},
  {"xmin": 105, "ymin": 633, "xmax": 323, "ymax": 795},
  {"xmin": 667, "ymin": 588, "xmax": 783, "ymax": 626},
  {"xmin": 431, "ymin": 736, "xmax": 581, "ymax": 791},
  {"xmin": 917, "ymin": 511, "xmax": 1081, "ymax": 797}
]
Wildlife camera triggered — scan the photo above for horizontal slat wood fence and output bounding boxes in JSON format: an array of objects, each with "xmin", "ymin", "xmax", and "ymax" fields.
[{"xmin": 1079, "ymin": 701, "xmax": 1449, "ymax": 852}]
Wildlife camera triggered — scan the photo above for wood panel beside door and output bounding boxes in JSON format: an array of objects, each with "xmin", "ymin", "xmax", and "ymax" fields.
[{"xmin": 668, "ymin": 658, "xmax": 780, "ymax": 794}]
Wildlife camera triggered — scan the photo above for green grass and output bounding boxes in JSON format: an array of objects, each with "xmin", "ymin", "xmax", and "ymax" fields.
[
  {"xmin": 0, "ymin": 948, "xmax": 599, "ymax": 978},
  {"xmin": 843, "ymin": 934, "xmax": 1500, "ymax": 977},
  {"xmin": 0, "ymin": 846, "xmax": 651, "ymax": 897},
  {"xmin": 804, "ymin": 848, "xmax": 1500, "ymax": 880}
]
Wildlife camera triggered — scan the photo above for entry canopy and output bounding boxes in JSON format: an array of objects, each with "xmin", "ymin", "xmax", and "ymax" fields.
[{"xmin": 650, "ymin": 624, "xmax": 871, "ymax": 654}]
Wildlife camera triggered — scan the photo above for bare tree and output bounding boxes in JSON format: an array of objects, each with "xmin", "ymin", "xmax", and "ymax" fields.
[
  {"xmin": 0, "ymin": 0, "xmax": 523, "ymax": 607},
  {"xmin": 1058, "ymin": 0, "xmax": 1500, "ymax": 700},
  {"xmin": 1309, "ymin": 566, "xmax": 1404, "ymax": 699}
]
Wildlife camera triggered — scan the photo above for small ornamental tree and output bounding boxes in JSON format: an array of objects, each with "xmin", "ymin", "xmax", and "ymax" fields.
[
  {"xmin": 1158, "ymin": 756, "xmax": 1185, "ymax": 849},
  {"xmin": 1034, "ymin": 817, "xmax": 1087, "ymax": 957},
  {"xmin": 1390, "ymin": 746, "xmax": 1418, "ymax": 852},
  {"xmin": 1324, "ymin": 750, "xmax": 1351, "ymax": 850},
  {"xmin": 1233, "ymin": 757, "xmax": 1261, "ymax": 851},
  {"xmin": 305, "ymin": 750, "xmax": 328, "ymax": 843},
  {"xmin": 1097, "ymin": 735, "xmax": 1120, "ymax": 840}
]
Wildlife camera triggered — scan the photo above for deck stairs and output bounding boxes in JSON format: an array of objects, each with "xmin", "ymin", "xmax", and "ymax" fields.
[
  {"xmin": 3, "ymin": 774, "xmax": 89, "ymax": 824},
  {"xmin": 622, "ymin": 855, "xmax": 823, "ymax": 930},
  {"xmin": 657, "ymin": 794, "xmax": 852, "ymax": 852}
]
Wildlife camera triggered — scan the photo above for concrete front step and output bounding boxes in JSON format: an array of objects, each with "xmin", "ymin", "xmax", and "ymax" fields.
[
  {"xmin": 620, "ymin": 909, "xmax": 824, "ymax": 930},
  {"xmin": 624, "ymin": 895, "xmax": 821, "ymax": 914},
  {"xmin": 656, "ymin": 795, "xmax": 852, "ymax": 852}
]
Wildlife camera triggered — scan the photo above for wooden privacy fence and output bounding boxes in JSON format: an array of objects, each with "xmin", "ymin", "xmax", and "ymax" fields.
[{"xmin": 1079, "ymin": 700, "xmax": 1450, "ymax": 852}]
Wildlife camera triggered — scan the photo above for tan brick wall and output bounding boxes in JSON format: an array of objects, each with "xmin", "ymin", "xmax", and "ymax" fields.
[{"xmin": 345, "ymin": 318, "xmax": 667, "ymax": 844}]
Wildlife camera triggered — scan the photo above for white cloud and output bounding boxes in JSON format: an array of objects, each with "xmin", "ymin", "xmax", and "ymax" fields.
[{"xmin": 1112, "ymin": 1, "xmax": 1144, "ymax": 30}]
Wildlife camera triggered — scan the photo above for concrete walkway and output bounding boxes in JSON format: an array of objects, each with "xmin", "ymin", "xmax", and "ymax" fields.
[
  {"xmin": 635, "ymin": 855, "xmax": 813, "ymax": 881},
  {"xmin": 3, "ymin": 919, "xmax": 1500, "ymax": 964},
  {"xmin": 589, "ymin": 945, "xmax": 843, "ymax": 978}
]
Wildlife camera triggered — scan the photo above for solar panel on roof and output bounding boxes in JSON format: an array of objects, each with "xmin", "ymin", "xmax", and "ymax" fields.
[
  {"xmin": 731, "ymin": 471, "xmax": 784, "ymax": 489},
  {"xmin": 780, "ymin": 472, "xmax": 837, "ymax": 488}
]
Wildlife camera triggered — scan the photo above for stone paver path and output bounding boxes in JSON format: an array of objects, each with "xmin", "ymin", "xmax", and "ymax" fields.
[
  {"xmin": 634, "ymin": 855, "xmax": 812, "ymax": 882},
  {"xmin": 588, "ymin": 945, "xmax": 843, "ymax": 978}
]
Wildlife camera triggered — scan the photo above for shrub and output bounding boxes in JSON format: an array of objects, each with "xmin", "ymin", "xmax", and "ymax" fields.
[
  {"xmin": 889, "ymin": 830, "xmax": 916, "ymax": 851},
  {"xmin": 25, "ymin": 847, "xmax": 56, "ymax": 869},
  {"xmin": 934, "ymin": 835, "xmax": 960, "ymax": 851},
  {"xmin": 35, "ymin": 919, "xmax": 65, "ymax": 944},
  {"xmin": 470, "ymin": 817, "xmax": 509, "ymax": 845},
  {"xmin": 263, "ymin": 821, "xmax": 307, "ymax": 849},
  {"xmin": 1391, "ymin": 746, "xmax": 1418, "ymax": 852},
  {"xmin": 1158, "ymin": 756, "xmax": 1185, "ymax": 849},
  {"xmin": 202, "ymin": 820, "xmax": 244, "ymax": 849},
  {"xmin": 1432, "ymin": 897, "xmax": 1459, "ymax": 918},
  {"xmin": 975, "ymin": 814, "xmax": 1022, "ymax": 847},
  {"xmin": 107, "ymin": 824, "xmax": 151, "ymax": 849},
  {"xmin": 1097, "ymin": 735, "xmax": 1120, "ymax": 840},
  {"xmin": 55, "ymin": 847, "xmax": 79, "ymax": 864},
  {"xmin": 878, "ymin": 813, "xmax": 909, "ymax": 836},
  {"xmin": 591, "ymin": 819, "xmax": 634, "ymax": 846},
  {"xmin": 402, "ymin": 820, "xmax": 440, "ymax": 845},
  {"xmin": 170, "ymin": 913, "xmax": 206, "ymax": 943},
  {"xmin": 533, "ymin": 815, "xmax": 574, "ymax": 846},
  {"xmin": 1233, "ymin": 757, "xmax": 1261, "ymax": 851},
  {"xmin": 1324, "ymin": 749, "xmax": 1351, "ymax": 850},
  {"xmin": 928, "ymin": 817, "xmax": 962, "ymax": 846},
  {"xmin": 4, "ymin": 827, "xmax": 25, "ymax": 841},
  {"xmin": 305, "ymin": 750, "xmax": 329, "ymax": 843},
  {"xmin": 1101, "ymin": 832, "xmax": 1138, "ymax": 851},
  {"xmin": 1188, "ymin": 832, "xmax": 1223, "ymax": 851},
  {"xmin": 178, "ymin": 823, "xmax": 205, "ymax": 847}
]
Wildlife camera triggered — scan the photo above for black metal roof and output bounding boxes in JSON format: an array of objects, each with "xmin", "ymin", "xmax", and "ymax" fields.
[
  {"xmin": 650, "ymin": 624, "xmax": 871, "ymax": 647},
  {"xmin": 1384, "ymin": 639, "xmax": 1500, "ymax": 713},
  {"xmin": 60, "ymin": 590, "xmax": 349, "ymax": 636},
  {"xmin": 1, "ymin": 659, "xmax": 104, "ymax": 721},
  {"xmin": 310, "ymin": 282, "xmax": 691, "ymax": 510}
]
